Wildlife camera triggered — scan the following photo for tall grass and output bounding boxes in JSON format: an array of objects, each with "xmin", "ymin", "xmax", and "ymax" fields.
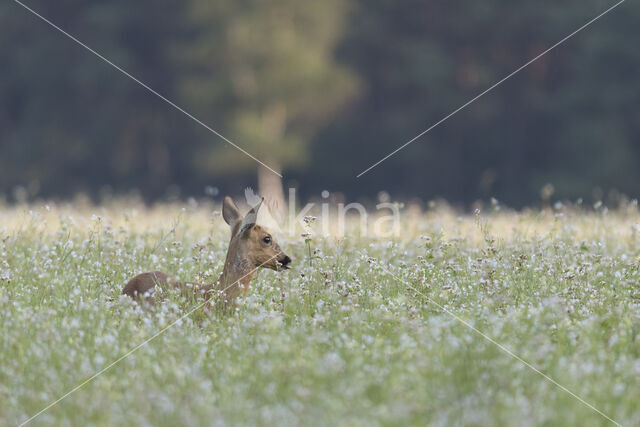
[{"xmin": 1, "ymin": 200, "xmax": 639, "ymax": 425}]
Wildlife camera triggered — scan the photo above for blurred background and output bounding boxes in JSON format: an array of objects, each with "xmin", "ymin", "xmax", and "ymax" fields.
[{"xmin": 1, "ymin": 0, "xmax": 638, "ymax": 208}]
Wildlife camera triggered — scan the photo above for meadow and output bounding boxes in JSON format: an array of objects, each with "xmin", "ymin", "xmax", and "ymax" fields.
[{"xmin": 1, "ymin": 198, "xmax": 639, "ymax": 426}]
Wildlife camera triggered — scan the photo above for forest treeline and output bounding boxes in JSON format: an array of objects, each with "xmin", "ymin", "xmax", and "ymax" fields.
[{"xmin": 1, "ymin": 0, "xmax": 638, "ymax": 207}]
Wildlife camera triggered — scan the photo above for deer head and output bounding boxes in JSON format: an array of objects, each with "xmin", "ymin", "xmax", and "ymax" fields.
[{"xmin": 222, "ymin": 196, "xmax": 292, "ymax": 272}]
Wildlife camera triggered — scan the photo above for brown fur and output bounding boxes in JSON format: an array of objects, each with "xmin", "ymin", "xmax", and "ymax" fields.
[{"xmin": 122, "ymin": 196, "xmax": 291, "ymax": 306}]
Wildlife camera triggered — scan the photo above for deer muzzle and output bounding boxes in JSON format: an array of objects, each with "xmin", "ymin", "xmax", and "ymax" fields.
[{"xmin": 278, "ymin": 254, "xmax": 292, "ymax": 270}]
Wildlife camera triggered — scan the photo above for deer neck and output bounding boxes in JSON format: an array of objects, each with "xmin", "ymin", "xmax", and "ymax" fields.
[{"xmin": 216, "ymin": 246, "xmax": 255, "ymax": 302}]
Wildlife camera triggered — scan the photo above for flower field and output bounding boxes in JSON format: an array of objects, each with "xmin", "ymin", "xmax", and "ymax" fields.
[{"xmin": 1, "ymin": 200, "xmax": 639, "ymax": 426}]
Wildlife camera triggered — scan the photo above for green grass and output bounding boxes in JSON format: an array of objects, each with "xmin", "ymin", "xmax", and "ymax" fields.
[{"xmin": 1, "ymin": 201, "xmax": 639, "ymax": 426}]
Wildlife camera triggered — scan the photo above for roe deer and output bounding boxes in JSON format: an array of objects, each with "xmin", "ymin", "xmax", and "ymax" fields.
[{"xmin": 122, "ymin": 196, "xmax": 291, "ymax": 306}]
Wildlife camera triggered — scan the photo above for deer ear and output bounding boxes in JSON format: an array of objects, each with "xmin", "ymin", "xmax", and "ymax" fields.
[
  {"xmin": 222, "ymin": 196, "xmax": 241, "ymax": 226},
  {"xmin": 238, "ymin": 197, "xmax": 263, "ymax": 236}
]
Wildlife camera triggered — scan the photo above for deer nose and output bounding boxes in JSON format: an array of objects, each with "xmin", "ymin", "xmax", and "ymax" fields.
[{"xmin": 280, "ymin": 255, "xmax": 292, "ymax": 268}]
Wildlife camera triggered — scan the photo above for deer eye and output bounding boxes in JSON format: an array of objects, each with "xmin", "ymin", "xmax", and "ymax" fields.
[{"xmin": 263, "ymin": 236, "xmax": 272, "ymax": 244}]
